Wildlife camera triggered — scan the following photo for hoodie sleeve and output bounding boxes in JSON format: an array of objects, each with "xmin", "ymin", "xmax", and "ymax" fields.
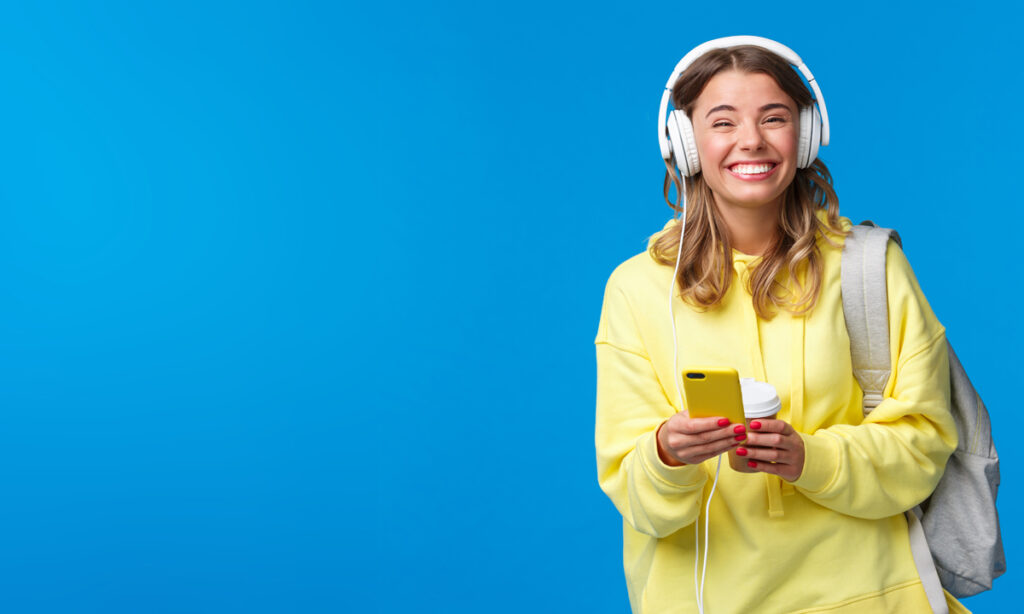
[
  {"xmin": 595, "ymin": 267, "xmax": 708, "ymax": 538},
  {"xmin": 791, "ymin": 241, "xmax": 958, "ymax": 519}
]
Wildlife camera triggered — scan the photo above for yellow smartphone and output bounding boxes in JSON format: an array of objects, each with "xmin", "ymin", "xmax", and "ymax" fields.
[{"xmin": 681, "ymin": 367, "xmax": 745, "ymax": 424}]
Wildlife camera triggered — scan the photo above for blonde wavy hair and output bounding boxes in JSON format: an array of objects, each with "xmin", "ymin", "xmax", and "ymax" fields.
[{"xmin": 650, "ymin": 45, "xmax": 847, "ymax": 319}]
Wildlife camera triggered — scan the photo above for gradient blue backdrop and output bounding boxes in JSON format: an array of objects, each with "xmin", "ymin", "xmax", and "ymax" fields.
[{"xmin": 0, "ymin": 1, "xmax": 1017, "ymax": 612}]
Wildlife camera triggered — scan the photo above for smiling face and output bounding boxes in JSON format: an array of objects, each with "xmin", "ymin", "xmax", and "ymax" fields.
[{"xmin": 691, "ymin": 70, "xmax": 800, "ymax": 218}]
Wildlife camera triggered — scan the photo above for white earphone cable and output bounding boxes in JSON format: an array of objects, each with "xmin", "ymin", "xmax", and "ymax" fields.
[
  {"xmin": 668, "ymin": 177, "xmax": 721, "ymax": 614},
  {"xmin": 700, "ymin": 457, "xmax": 722, "ymax": 607}
]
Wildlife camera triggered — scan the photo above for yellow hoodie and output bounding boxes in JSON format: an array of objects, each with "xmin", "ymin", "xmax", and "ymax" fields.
[{"xmin": 594, "ymin": 215, "xmax": 967, "ymax": 613}]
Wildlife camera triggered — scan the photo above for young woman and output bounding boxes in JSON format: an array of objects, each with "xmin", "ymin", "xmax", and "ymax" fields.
[{"xmin": 594, "ymin": 38, "xmax": 968, "ymax": 613}]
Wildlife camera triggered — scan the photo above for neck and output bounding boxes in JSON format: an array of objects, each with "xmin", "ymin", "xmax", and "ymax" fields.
[{"xmin": 714, "ymin": 197, "xmax": 783, "ymax": 256}]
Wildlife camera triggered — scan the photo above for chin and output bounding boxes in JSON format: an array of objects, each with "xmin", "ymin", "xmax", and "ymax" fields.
[{"xmin": 731, "ymin": 193, "xmax": 787, "ymax": 209}]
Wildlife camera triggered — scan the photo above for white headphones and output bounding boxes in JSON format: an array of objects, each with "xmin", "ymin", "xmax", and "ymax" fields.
[{"xmin": 658, "ymin": 36, "xmax": 831, "ymax": 177}]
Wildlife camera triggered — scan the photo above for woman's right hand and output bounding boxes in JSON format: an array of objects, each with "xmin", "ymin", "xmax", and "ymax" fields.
[{"xmin": 656, "ymin": 412, "xmax": 744, "ymax": 466}]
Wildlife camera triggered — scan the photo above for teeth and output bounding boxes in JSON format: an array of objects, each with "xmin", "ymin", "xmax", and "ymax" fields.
[{"xmin": 731, "ymin": 163, "xmax": 774, "ymax": 175}]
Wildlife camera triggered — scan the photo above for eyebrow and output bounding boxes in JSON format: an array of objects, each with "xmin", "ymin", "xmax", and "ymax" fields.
[{"xmin": 705, "ymin": 103, "xmax": 792, "ymax": 118}]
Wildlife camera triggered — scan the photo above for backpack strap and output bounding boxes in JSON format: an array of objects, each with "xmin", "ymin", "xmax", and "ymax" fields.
[
  {"xmin": 840, "ymin": 221, "xmax": 901, "ymax": 413},
  {"xmin": 908, "ymin": 506, "xmax": 950, "ymax": 614},
  {"xmin": 841, "ymin": 222, "xmax": 948, "ymax": 614}
]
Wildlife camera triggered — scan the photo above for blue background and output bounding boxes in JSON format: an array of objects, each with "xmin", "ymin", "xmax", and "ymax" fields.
[{"xmin": 0, "ymin": 1, "xmax": 1017, "ymax": 612}]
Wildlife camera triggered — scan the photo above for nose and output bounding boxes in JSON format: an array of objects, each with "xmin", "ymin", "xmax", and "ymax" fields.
[{"xmin": 738, "ymin": 121, "xmax": 765, "ymax": 150}]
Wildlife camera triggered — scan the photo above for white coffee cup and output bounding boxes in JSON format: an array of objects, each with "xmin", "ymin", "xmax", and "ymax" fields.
[{"xmin": 729, "ymin": 378, "xmax": 782, "ymax": 473}]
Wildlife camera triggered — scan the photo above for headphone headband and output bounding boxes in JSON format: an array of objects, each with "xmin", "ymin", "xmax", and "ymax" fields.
[{"xmin": 657, "ymin": 36, "xmax": 831, "ymax": 163}]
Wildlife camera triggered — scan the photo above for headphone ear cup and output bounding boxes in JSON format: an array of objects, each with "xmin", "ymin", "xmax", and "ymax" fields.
[
  {"xmin": 667, "ymin": 110, "xmax": 701, "ymax": 176},
  {"xmin": 797, "ymin": 104, "xmax": 822, "ymax": 168}
]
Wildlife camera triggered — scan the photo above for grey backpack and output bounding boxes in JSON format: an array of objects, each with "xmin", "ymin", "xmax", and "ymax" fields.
[{"xmin": 841, "ymin": 223, "xmax": 1004, "ymax": 610}]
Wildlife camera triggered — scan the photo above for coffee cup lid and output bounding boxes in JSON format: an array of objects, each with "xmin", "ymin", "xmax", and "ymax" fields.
[{"xmin": 740, "ymin": 378, "xmax": 781, "ymax": 418}]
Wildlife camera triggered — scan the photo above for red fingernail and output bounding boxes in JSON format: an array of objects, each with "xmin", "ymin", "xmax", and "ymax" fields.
[
  {"xmin": 717, "ymin": 418, "xmax": 729, "ymax": 427},
  {"xmin": 733, "ymin": 424, "xmax": 746, "ymax": 434},
  {"xmin": 734, "ymin": 435, "xmax": 745, "ymax": 441},
  {"xmin": 750, "ymin": 421, "xmax": 762, "ymax": 430},
  {"xmin": 747, "ymin": 461, "xmax": 757, "ymax": 468},
  {"xmin": 736, "ymin": 447, "xmax": 748, "ymax": 456}
]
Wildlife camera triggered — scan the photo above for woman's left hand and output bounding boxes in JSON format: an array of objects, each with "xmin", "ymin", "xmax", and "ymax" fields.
[{"xmin": 740, "ymin": 419, "xmax": 805, "ymax": 482}]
